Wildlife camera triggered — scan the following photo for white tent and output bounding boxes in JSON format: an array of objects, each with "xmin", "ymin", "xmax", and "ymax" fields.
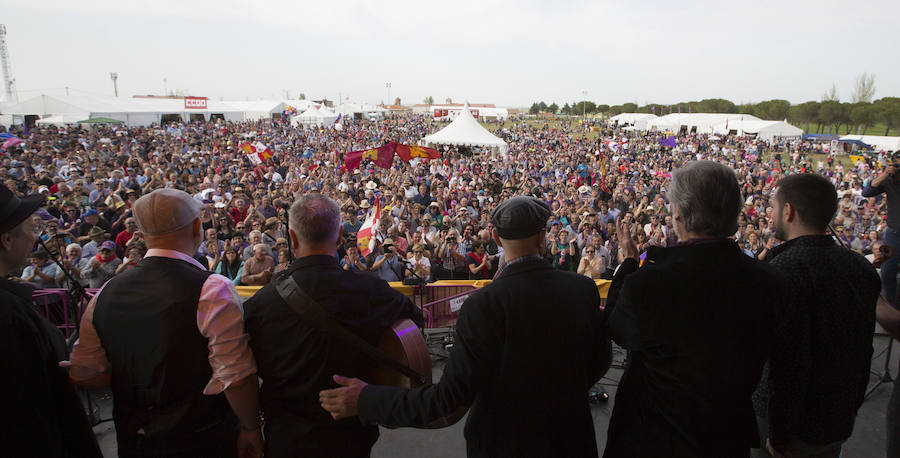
[
  {"xmin": 840, "ymin": 135, "xmax": 900, "ymax": 152},
  {"xmin": 226, "ymin": 100, "xmax": 288, "ymax": 121},
  {"xmin": 609, "ymin": 113, "xmax": 657, "ymax": 130},
  {"xmin": 2, "ymin": 94, "xmax": 245, "ymax": 126},
  {"xmin": 291, "ymin": 105, "xmax": 339, "ymax": 126},
  {"xmin": 35, "ymin": 113, "xmax": 91, "ymax": 126},
  {"xmin": 648, "ymin": 113, "xmax": 760, "ymax": 134},
  {"xmin": 422, "ymin": 102, "xmax": 508, "ymax": 155},
  {"xmin": 712, "ymin": 119, "xmax": 803, "ymax": 142}
]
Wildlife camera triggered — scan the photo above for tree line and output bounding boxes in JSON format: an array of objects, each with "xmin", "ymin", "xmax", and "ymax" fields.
[
  {"xmin": 527, "ymin": 74, "xmax": 900, "ymax": 135},
  {"xmin": 528, "ymin": 97, "xmax": 900, "ymax": 136}
]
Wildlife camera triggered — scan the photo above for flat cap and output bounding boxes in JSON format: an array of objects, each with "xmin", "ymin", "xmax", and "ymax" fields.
[
  {"xmin": 491, "ymin": 196, "xmax": 551, "ymax": 240},
  {"xmin": 132, "ymin": 188, "xmax": 202, "ymax": 236}
]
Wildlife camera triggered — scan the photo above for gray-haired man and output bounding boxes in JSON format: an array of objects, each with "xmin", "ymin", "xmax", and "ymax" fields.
[
  {"xmin": 603, "ymin": 161, "xmax": 785, "ymax": 457},
  {"xmin": 242, "ymin": 193, "xmax": 422, "ymax": 458}
]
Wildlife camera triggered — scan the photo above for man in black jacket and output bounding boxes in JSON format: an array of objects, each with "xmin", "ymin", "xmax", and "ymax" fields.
[
  {"xmin": 605, "ymin": 161, "xmax": 783, "ymax": 457},
  {"xmin": 242, "ymin": 193, "xmax": 423, "ymax": 458},
  {"xmin": 320, "ymin": 196, "xmax": 612, "ymax": 458},
  {"xmin": 0, "ymin": 184, "xmax": 101, "ymax": 457},
  {"xmin": 753, "ymin": 173, "xmax": 880, "ymax": 458}
]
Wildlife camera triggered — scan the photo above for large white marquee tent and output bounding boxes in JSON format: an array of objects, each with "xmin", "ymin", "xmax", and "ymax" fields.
[
  {"xmin": 2, "ymin": 94, "xmax": 247, "ymax": 126},
  {"xmin": 608, "ymin": 113, "xmax": 657, "ymax": 130},
  {"xmin": 647, "ymin": 113, "xmax": 761, "ymax": 134},
  {"xmin": 712, "ymin": 119, "xmax": 803, "ymax": 142},
  {"xmin": 840, "ymin": 135, "xmax": 900, "ymax": 152},
  {"xmin": 422, "ymin": 102, "xmax": 508, "ymax": 155}
]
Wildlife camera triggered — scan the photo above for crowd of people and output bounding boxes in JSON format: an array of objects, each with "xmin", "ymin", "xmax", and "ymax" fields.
[
  {"xmin": 3, "ymin": 114, "xmax": 894, "ymax": 291},
  {"xmin": 3, "ymin": 113, "xmax": 900, "ymax": 458}
]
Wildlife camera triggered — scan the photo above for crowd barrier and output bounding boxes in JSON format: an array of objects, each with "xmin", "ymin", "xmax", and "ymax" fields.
[
  {"xmin": 237, "ymin": 279, "xmax": 612, "ymax": 329},
  {"xmin": 30, "ymin": 288, "xmax": 100, "ymax": 338},
  {"xmin": 30, "ymin": 280, "xmax": 611, "ymax": 334}
]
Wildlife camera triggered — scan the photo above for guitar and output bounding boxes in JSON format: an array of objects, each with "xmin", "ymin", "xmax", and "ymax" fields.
[{"xmin": 373, "ymin": 318, "xmax": 468, "ymax": 428}]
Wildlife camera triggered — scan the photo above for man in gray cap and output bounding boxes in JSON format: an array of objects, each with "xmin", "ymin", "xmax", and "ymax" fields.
[
  {"xmin": 68, "ymin": 188, "xmax": 264, "ymax": 458},
  {"xmin": 320, "ymin": 195, "xmax": 612, "ymax": 457}
]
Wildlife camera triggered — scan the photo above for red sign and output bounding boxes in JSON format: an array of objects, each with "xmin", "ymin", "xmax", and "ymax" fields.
[{"xmin": 184, "ymin": 97, "xmax": 208, "ymax": 109}]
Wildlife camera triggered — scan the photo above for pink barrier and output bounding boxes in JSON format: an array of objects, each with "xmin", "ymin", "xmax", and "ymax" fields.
[
  {"xmin": 31, "ymin": 288, "xmax": 100, "ymax": 338},
  {"xmin": 409, "ymin": 284, "xmax": 480, "ymax": 328}
]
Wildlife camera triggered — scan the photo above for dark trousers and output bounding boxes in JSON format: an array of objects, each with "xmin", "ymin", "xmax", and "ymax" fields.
[
  {"xmin": 264, "ymin": 419, "xmax": 378, "ymax": 458},
  {"xmin": 118, "ymin": 423, "xmax": 238, "ymax": 458}
]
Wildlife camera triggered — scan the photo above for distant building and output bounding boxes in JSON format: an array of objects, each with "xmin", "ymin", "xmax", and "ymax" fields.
[{"xmin": 413, "ymin": 103, "xmax": 508, "ymax": 121}]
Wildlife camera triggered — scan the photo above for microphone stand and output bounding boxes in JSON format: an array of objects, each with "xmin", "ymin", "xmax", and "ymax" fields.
[
  {"xmin": 35, "ymin": 235, "xmax": 110, "ymax": 426},
  {"xmin": 828, "ymin": 224, "xmax": 894, "ymax": 399}
]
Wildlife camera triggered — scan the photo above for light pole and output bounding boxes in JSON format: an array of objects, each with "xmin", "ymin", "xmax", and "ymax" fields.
[
  {"xmin": 110, "ymin": 72, "xmax": 118, "ymax": 97},
  {"xmin": 581, "ymin": 90, "xmax": 587, "ymax": 119},
  {"xmin": 163, "ymin": 77, "xmax": 167, "ymax": 96},
  {"xmin": 386, "ymin": 82, "xmax": 391, "ymax": 106}
]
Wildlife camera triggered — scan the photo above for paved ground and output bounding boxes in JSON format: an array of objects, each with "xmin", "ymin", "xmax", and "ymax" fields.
[{"xmin": 91, "ymin": 332, "xmax": 898, "ymax": 457}]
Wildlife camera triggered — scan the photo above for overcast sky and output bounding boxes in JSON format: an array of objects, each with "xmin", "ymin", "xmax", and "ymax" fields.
[{"xmin": 3, "ymin": 0, "xmax": 898, "ymax": 107}]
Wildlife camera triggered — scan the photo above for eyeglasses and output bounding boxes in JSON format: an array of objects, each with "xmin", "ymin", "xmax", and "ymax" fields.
[{"xmin": 586, "ymin": 250, "xmax": 595, "ymax": 254}]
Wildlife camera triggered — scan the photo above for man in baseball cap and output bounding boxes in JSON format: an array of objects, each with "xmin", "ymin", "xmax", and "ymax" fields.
[
  {"xmin": 320, "ymin": 194, "xmax": 612, "ymax": 457},
  {"xmin": 0, "ymin": 183, "xmax": 102, "ymax": 457},
  {"xmin": 68, "ymin": 188, "xmax": 264, "ymax": 457}
]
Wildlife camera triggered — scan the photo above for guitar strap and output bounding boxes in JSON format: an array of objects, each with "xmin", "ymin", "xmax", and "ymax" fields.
[{"xmin": 274, "ymin": 273, "xmax": 426, "ymax": 384}]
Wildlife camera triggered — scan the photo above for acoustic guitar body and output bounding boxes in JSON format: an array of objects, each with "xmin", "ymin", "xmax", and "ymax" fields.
[{"xmin": 373, "ymin": 318, "xmax": 467, "ymax": 428}]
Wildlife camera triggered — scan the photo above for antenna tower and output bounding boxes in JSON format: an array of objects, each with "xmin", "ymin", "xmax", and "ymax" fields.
[{"xmin": 0, "ymin": 25, "xmax": 17, "ymax": 103}]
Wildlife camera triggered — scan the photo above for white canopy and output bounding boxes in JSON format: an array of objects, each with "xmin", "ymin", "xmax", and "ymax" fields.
[
  {"xmin": 291, "ymin": 105, "xmax": 339, "ymax": 126},
  {"xmin": 35, "ymin": 113, "xmax": 92, "ymax": 126},
  {"xmin": 422, "ymin": 102, "xmax": 508, "ymax": 155},
  {"xmin": 712, "ymin": 119, "xmax": 803, "ymax": 141},
  {"xmin": 609, "ymin": 113, "xmax": 657, "ymax": 127},
  {"xmin": 648, "ymin": 113, "xmax": 761, "ymax": 134},
  {"xmin": 840, "ymin": 135, "xmax": 900, "ymax": 152}
]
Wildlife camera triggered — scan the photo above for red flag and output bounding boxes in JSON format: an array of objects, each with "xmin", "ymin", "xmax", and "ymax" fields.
[
  {"xmin": 344, "ymin": 143, "xmax": 396, "ymax": 170},
  {"xmin": 356, "ymin": 199, "xmax": 381, "ymax": 256},
  {"xmin": 395, "ymin": 142, "xmax": 440, "ymax": 162}
]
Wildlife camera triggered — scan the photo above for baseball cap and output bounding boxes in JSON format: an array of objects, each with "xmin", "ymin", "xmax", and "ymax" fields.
[{"xmin": 100, "ymin": 241, "xmax": 116, "ymax": 251}]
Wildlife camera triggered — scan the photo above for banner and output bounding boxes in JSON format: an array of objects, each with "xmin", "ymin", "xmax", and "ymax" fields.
[
  {"xmin": 344, "ymin": 143, "xmax": 397, "ymax": 170},
  {"xmin": 395, "ymin": 143, "xmax": 440, "ymax": 162},
  {"xmin": 184, "ymin": 97, "xmax": 208, "ymax": 109}
]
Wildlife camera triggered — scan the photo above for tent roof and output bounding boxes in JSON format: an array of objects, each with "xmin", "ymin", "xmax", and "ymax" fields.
[
  {"xmin": 609, "ymin": 113, "xmax": 657, "ymax": 123},
  {"xmin": 840, "ymin": 135, "xmax": 900, "ymax": 152},
  {"xmin": 35, "ymin": 113, "xmax": 91, "ymax": 125},
  {"xmin": 712, "ymin": 119, "xmax": 802, "ymax": 135},
  {"xmin": 3, "ymin": 94, "xmax": 245, "ymax": 116},
  {"xmin": 423, "ymin": 102, "xmax": 507, "ymax": 150}
]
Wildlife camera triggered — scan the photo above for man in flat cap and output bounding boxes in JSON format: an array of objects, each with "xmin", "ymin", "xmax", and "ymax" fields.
[
  {"xmin": 0, "ymin": 183, "xmax": 101, "ymax": 457},
  {"xmin": 320, "ymin": 195, "xmax": 612, "ymax": 457},
  {"xmin": 68, "ymin": 188, "xmax": 264, "ymax": 458}
]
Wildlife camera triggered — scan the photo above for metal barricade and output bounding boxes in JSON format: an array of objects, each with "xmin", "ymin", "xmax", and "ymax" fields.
[
  {"xmin": 31, "ymin": 288, "xmax": 100, "ymax": 338},
  {"xmin": 412, "ymin": 284, "xmax": 479, "ymax": 328}
]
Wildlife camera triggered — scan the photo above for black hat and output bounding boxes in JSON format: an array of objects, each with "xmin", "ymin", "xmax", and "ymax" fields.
[
  {"xmin": 0, "ymin": 184, "xmax": 45, "ymax": 234},
  {"xmin": 491, "ymin": 196, "xmax": 551, "ymax": 240}
]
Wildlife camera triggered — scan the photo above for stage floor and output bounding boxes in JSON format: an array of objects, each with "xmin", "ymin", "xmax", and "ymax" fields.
[{"xmin": 89, "ymin": 331, "xmax": 898, "ymax": 457}]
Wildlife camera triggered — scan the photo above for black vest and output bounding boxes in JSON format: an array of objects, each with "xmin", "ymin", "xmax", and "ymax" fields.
[{"xmin": 93, "ymin": 256, "xmax": 234, "ymax": 455}]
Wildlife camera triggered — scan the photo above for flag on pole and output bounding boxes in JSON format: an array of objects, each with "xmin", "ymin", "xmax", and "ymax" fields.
[
  {"xmin": 1, "ymin": 137, "xmax": 23, "ymax": 150},
  {"xmin": 394, "ymin": 142, "xmax": 441, "ymax": 162},
  {"xmin": 344, "ymin": 143, "xmax": 396, "ymax": 170},
  {"xmin": 356, "ymin": 199, "xmax": 381, "ymax": 256}
]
